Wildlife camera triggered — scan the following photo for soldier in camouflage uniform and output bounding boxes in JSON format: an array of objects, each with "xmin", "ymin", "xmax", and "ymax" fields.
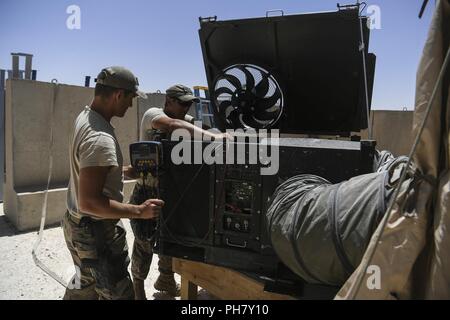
[
  {"xmin": 130, "ymin": 84, "xmax": 231, "ymax": 299},
  {"xmin": 129, "ymin": 172, "xmax": 178, "ymax": 298},
  {"xmin": 63, "ymin": 67, "xmax": 163, "ymax": 300},
  {"xmin": 63, "ymin": 213, "xmax": 132, "ymax": 300}
]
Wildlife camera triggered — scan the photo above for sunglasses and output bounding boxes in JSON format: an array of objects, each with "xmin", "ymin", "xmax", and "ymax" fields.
[{"xmin": 177, "ymin": 99, "xmax": 193, "ymax": 108}]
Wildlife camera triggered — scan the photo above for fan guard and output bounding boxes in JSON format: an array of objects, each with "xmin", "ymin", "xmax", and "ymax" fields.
[{"xmin": 212, "ymin": 64, "xmax": 284, "ymax": 129}]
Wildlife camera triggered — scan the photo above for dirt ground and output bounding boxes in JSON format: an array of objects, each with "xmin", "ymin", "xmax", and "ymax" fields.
[{"xmin": 0, "ymin": 203, "xmax": 213, "ymax": 300}]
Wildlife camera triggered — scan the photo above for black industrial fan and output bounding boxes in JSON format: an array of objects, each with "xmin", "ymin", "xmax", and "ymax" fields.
[{"xmin": 213, "ymin": 64, "xmax": 284, "ymax": 129}]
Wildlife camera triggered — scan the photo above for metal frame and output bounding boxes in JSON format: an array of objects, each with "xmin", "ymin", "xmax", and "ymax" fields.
[{"xmin": 193, "ymin": 86, "xmax": 215, "ymax": 128}]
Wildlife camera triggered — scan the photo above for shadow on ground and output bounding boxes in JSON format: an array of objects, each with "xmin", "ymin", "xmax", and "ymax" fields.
[
  {"xmin": 0, "ymin": 214, "xmax": 61, "ymax": 238},
  {"xmin": 0, "ymin": 215, "xmax": 17, "ymax": 237}
]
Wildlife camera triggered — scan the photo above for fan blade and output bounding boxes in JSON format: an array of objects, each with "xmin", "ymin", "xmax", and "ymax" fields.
[
  {"xmin": 255, "ymin": 88, "xmax": 281, "ymax": 111},
  {"xmin": 227, "ymin": 109, "xmax": 242, "ymax": 128},
  {"xmin": 253, "ymin": 73, "xmax": 270, "ymax": 97},
  {"xmin": 214, "ymin": 86, "xmax": 234, "ymax": 97},
  {"xmin": 223, "ymin": 74, "xmax": 242, "ymax": 91},
  {"xmin": 254, "ymin": 108, "xmax": 280, "ymax": 121},
  {"xmin": 218, "ymin": 100, "xmax": 232, "ymax": 113},
  {"xmin": 242, "ymin": 114, "xmax": 264, "ymax": 129},
  {"xmin": 237, "ymin": 66, "xmax": 255, "ymax": 92}
]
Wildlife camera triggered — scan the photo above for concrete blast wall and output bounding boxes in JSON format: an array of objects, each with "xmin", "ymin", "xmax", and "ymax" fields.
[
  {"xmin": 4, "ymin": 79, "xmax": 137, "ymax": 231},
  {"xmin": 136, "ymin": 93, "xmax": 166, "ymax": 132},
  {"xmin": 370, "ymin": 110, "xmax": 414, "ymax": 157}
]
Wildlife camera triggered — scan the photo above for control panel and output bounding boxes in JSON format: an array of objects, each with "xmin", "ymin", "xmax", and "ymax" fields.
[
  {"xmin": 215, "ymin": 164, "xmax": 263, "ymax": 252},
  {"xmin": 129, "ymin": 141, "xmax": 162, "ymax": 176}
]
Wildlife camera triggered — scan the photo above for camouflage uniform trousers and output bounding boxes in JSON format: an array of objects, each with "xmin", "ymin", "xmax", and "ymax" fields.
[
  {"xmin": 130, "ymin": 236, "xmax": 173, "ymax": 281},
  {"xmin": 62, "ymin": 211, "xmax": 135, "ymax": 300},
  {"xmin": 129, "ymin": 181, "xmax": 174, "ymax": 281}
]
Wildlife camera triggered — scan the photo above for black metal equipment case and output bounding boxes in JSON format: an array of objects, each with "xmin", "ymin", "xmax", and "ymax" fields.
[{"xmin": 155, "ymin": 6, "xmax": 377, "ymax": 298}]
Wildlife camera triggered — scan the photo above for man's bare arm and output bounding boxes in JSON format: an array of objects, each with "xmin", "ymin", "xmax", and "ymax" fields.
[
  {"xmin": 152, "ymin": 115, "xmax": 231, "ymax": 140},
  {"xmin": 79, "ymin": 166, "xmax": 163, "ymax": 219},
  {"xmin": 188, "ymin": 117, "xmax": 211, "ymax": 130}
]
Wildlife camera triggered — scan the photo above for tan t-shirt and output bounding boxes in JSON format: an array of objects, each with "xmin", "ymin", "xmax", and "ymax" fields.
[
  {"xmin": 67, "ymin": 106, "xmax": 124, "ymax": 221},
  {"xmin": 135, "ymin": 107, "xmax": 194, "ymax": 187},
  {"xmin": 140, "ymin": 107, "xmax": 194, "ymax": 141}
]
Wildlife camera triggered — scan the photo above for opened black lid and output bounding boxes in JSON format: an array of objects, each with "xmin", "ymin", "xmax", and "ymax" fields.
[{"xmin": 198, "ymin": 8, "xmax": 376, "ymax": 135}]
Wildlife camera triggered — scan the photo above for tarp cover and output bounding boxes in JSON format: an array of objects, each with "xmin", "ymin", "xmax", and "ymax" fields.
[{"xmin": 336, "ymin": 0, "xmax": 450, "ymax": 299}]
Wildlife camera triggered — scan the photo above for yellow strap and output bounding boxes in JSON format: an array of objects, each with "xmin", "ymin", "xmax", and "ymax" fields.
[{"xmin": 193, "ymin": 85, "xmax": 208, "ymax": 91}]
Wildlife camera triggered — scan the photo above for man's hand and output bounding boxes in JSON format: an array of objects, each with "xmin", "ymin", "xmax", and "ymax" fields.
[
  {"xmin": 79, "ymin": 166, "xmax": 163, "ymax": 220},
  {"xmin": 135, "ymin": 199, "xmax": 164, "ymax": 219}
]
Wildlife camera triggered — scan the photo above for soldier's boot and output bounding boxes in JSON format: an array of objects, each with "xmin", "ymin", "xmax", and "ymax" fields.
[
  {"xmin": 133, "ymin": 278, "xmax": 147, "ymax": 300},
  {"xmin": 154, "ymin": 273, "xmax": 181, "ymax": 297}
]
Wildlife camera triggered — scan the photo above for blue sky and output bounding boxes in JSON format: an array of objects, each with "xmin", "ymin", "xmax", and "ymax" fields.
[{"xmin": 0, "ymin": 0, "xmax": 434, "ymax": 110}]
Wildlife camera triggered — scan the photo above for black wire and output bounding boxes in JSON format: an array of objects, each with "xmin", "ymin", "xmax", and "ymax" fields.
[
  {"xmin": 156, "ymin": 142, "xmax": 229, "ymax": 247},
  {"xmin": 419, "ymin": 0, "xmax": 430, "ymax": 18}
]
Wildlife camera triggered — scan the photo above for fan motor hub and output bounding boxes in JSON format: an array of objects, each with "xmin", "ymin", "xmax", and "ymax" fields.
[{"xmin": 232, "ymin": 90, "xmax": 255, "ymax": 112}]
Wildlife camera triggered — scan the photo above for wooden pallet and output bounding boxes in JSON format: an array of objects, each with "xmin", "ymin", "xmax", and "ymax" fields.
[{"xmin": 172, "ymin": 258, "xmax": 293, "ymax": 300}]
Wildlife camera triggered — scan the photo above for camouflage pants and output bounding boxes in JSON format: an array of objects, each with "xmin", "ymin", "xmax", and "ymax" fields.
[
  {"xmin": 129, "ymin": 182, "xmax": 174, "ymax": 280},
  {"xmin": 130, "ymin": 237, "xmax": 174, "ymax": 280},
  {"xmin": 62, "ymin": 211, "xmax": 134, "ymax": 300}
]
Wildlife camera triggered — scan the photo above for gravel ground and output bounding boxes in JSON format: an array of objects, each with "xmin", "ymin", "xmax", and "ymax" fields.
[{"xmin": 0, "ymin": 203, "xmax": 213, "ymax": 300}]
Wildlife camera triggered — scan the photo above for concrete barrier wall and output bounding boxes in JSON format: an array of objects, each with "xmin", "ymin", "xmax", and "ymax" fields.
[
  {"xmin": 4, "ymin": 79, "xmax": 138, "ymax": 230},
  {"xmin": 137, "ymin": 93, "xmax": 166, "ymax": 129},
  {"xmin": 371, "ymin": 110, "xmax": 413, "ymax": 156},
  {"xmin": 362, "ymin": 110, "xmax": 414, "ymax": 157}
]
